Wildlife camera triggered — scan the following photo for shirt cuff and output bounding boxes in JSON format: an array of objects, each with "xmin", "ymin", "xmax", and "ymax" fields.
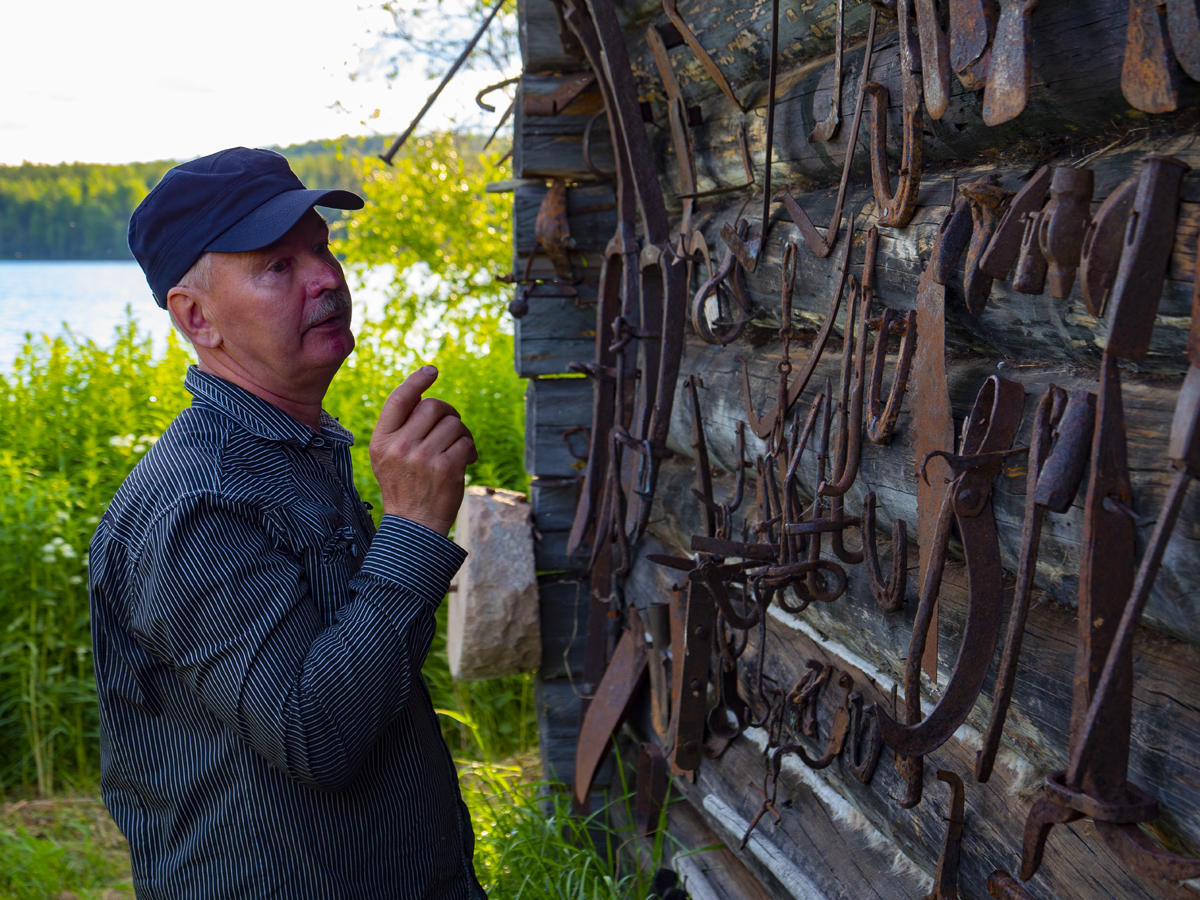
[{"xmin": 359, "ymin": 515, "xmax": 468, "ymax": 602}]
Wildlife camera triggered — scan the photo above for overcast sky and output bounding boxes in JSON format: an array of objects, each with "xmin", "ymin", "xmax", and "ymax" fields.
[{"xmin": 1, "ymin": 0, "xmax": 516, "ymax": 166}]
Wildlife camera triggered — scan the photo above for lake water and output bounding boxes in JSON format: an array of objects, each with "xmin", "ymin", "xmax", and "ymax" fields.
[{"xmin": 0, "ymin": 260, "xmax": 393, "ymax": 369}]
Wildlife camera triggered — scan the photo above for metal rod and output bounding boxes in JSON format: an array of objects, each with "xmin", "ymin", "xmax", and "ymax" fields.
[
  {"xmin": 760, "ymin": 0, "xmax": 781, "ymax": 235},
  {"xmin": 379, "ymin": 0, "xmax": 509, "ymax": 165}
]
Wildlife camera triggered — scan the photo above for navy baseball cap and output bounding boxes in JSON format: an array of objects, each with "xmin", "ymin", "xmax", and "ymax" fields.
[{"xmin": 128, "ymin": 147, "xmax": 364, "ymax": 308}]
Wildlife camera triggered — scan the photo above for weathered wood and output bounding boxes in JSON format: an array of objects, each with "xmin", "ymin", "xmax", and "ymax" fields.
[
  {"xmin": 627, "ymin": 0, "xmax": 1200, "ymax": 196},
  {"xmin": 519, "ymin": 0, "xmax": 587, "ymax": 74},
  {"xmin": 514, "ymin": 74, "xmax": 614, "ymax": 179},
  {"xmin": 535, "ymin": 676, "xmax": 585, "ymax": 784},
  {"xmin": 513, "ymin": 182, "xmax": 619, "ymax": 254},
  {"xmin": 530, "ymin": 478, "xmax": 580, "ymax": 531},
  {"xmin": 538, "ymin": 575, "xmax": 588, "ymax": 676},
  {"xmin": 523, "ymin": 376, "xmax": 592, "ymax": 477},
  {"xmin": 654, "ymin": 332, "xmax": 1200, "ymax": 646}
]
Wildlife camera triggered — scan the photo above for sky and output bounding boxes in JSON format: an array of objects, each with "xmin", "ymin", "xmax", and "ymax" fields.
[{"xmin": 1, "ymin": 0, "xmax": 516, "ymax": 166}]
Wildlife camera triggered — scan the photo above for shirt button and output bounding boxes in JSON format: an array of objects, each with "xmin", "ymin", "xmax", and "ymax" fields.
[{"xmin": 312, "ymin": 436, "xmax": 325, "ymax": 448}]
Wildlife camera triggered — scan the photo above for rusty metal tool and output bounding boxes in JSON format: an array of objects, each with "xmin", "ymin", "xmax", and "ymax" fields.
[
  {"xmin": 864, "ymin": 0, "xmax": 924, "ymax": 227},
  {"xmin": 635, "ymin": 742, "xmax": 669, "ymax": 835},
  {"xmin": 574, "ymin": 624, "xmax": 649, "ymax": 808},
  {"xmin": 647, "ymin": 23, "xmax": 699, "ymax": 242},
  {"xmin": 951, "ymin": 0, "xmax": 996, "ymax": 76},
  {"xmin": 778, "ymin": 8, "xmax": 878, "ymax": 259},
  {"xmin": 1034, "ymin": 289, "xmax": 1200, "ymax": 885},
  {"xmin": 1020, "ymin": 242, "xmax": 1200, "ymax": 879},
  {"xmin": 873, "ymin": 375, "xmax": 1026, "ymax": 760},
  {"xmin": 867, "ymin": 309, "xmax": 918, "ymax": 444},
  {"xmin": 987, "ymin": 870, "xmax": 1039, "ymax": 899},
  {"xmin": 563, "ymin": 0, "xmax": 642, "ymax": 562},
  {"xmin": 671, "ymin": 577, "xmax": 717, "ymax": 773},
  {"xmin": 975, "ymin": 386, "xmax": 1094, "ymax": 783},
  {"xmin": 1123, "ymin": 0, "xmax": 1179, "ymax": 113},
  {"xmin": 662, "ymin": 0, "xmax": 748, "ymax": 112},
  {"xmin": 847, "ymin": 690, "xmax": 885, "ymax": 783},
  {"xmin": 1080, "ymin": 175, "xmax": 1138, "ymax": 317},
  {"xmin": 863, "ymin": 491, "xmax": 909, "ymax": 610},
  {"xmin": 691, "ymin": 221, "xmax": 752, "ymax": 345},
  {"xmin": 933, "ymin": 182, "xmax": 976, "ymax": 285},
  {"xmin": 982, "ymin": 0, "xmax": 1039, "ymax": 125},
  {"xmin": 1018, "ymin": 354, "xmax": 1180, "ymax": 881},
  {"xmin": 914, "ymin": 0, "xmax": 953, "ymax": 119},
  {"xmin": 922, "ymin": 770, "xmax": 966, "ymax": 900},
  {"xmin": 1167, "ymin": 0, "xmax": 1200, "ymax": 79},
  {"xmin": 1105, "ymin": 155, "xmax": 1190, "ymax": 361},
  {"xmin": 643, "ymin": 603, "xmax": 674, "ymax": 740},
  {"xmin": 810, "ymin": 0, "xmax": 846, "ymax": 142},
  {"xmin": 535, "ymin": 179, "xmax": 578, "ymax": 283},
  {"xmin": 720, "ymin": 0, "xmax": 782, "ymax": 273},
  {"xmin": 912, "ymin": 231, "xmax": 957, "ymax": 687},
  {"xmin": 819, "ymin": 272, "xmax": 872, "ymax": 498},
  {"xmin": 739, "ymin": 217, "xmax": 858, "ymax": 440},
  {"xmin": 586, "ymin": 0, "xmax": 691, "ymax": 547},
  {"xmin": 961, "ymin": 181, "xmax": 1015, "ymax": 314},
  {"xmin": 979, "ymin": 164, "xmax": 1051, "ymax": 281},
  {"xmin": 524, "ymin": 72, "xmax": 598, "ymax": 116},
  {"xmin": 776, "ymin": 672, "xmax": 854, "ymax": 770},
  {"xmin": 1038, "ymin": 167, "xmax": 1094, "ymax": 299},
  {"xmin": 1012, "ymin": 211, "xmax": 1049, "ymax": 294}
]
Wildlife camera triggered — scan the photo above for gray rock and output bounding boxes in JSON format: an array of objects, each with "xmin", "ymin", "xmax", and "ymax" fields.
[{"xmin": 447, "ymin": 486, "xmax": 540, "ymax": 680}]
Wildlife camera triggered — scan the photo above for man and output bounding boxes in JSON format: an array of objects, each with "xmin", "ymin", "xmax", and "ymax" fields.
[{"xmin": 90, "ymin": 147, "xmax": 484, "ymax": 899}]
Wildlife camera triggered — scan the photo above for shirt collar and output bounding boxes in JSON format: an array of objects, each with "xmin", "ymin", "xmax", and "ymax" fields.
[{"xmin": 185, "ymin": 366, "xmax": 354, "ymax": 448}]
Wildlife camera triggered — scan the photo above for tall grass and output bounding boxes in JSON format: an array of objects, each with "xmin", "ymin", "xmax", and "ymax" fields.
[{"xmin": 0, "ymin": 306, "xmax": 532, "ymax": 795}]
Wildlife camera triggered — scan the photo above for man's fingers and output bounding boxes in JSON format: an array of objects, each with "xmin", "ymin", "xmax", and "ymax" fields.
[
  {"xmin": 446, "ymin": 433, "xmax": 479, "ymax": 467},
  {"xmin": 375, "ymin": 366, "xmax": 439, "ymax": 435},
  {"xmin": 426, "ymin": 415, "xmax": 474, "ymax": 455},
  {"xmin": 400, "ymin": 398, "xmax": 462, "ymax": 443}
]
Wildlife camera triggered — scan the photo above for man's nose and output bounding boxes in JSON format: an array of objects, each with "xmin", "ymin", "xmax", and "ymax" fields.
[{"xmin": 302, "ymin": 252, "xmax": 345, "ymax": 296}]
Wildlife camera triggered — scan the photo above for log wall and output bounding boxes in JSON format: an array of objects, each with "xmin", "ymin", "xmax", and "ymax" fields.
[{"xmin": 509, "ymin": 0, "xmax": 1200, "ymax": 896}]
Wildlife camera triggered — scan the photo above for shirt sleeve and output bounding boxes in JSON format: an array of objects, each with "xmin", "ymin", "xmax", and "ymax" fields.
[{"xmin": 130, "ymin": 494, "xmax": 466, "ymax": 791}]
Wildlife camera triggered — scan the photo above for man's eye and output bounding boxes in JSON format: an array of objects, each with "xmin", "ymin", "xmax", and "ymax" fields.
[{"xmin": 269, "ymin": 260, "xmax": 289, "ymax": 273}]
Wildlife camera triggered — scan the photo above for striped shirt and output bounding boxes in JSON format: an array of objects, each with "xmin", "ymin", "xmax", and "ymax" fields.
[{"xmin": 89, "ymin": 366, "xmax": 485, "ymax": 900}]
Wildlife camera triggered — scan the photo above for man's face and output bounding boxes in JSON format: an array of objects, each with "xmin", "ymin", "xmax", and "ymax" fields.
[{"xmin": 201, "ymin": 209, "xmax": 354, "ymax": 397}]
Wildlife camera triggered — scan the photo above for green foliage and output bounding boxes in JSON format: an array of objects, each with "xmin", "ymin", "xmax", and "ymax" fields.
[
  {"xmin": 0, "ymin": 136, "xmax": 404, "ymax": 261},
  {"xmin": 462, "ymin": 761, "xmax": 658, "ymax": 899},
  {"xmin": 334, "ymin": 132, "xmax": 513, "ymax": 339},
  {"xmin": 0, "ymin": 324, "xmax": 195, "ymax": 794},
  {"xmin": 0, "ymin": 130, "xmax": 525, "ymax": 791}
]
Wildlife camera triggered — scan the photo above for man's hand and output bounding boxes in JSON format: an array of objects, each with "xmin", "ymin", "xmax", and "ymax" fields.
[{"xmin": 369, "ymin": 366, "xmax": 478, "ymax": 536}]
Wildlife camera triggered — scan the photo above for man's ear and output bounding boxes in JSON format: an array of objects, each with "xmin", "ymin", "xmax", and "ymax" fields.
[{"xmin": 166, "ymin": 286, "xmax": 222, "ymax": 350}]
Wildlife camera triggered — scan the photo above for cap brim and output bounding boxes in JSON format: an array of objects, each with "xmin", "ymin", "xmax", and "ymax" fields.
[{"xmin": 204, "ymin": 188, "xmax": 364, "ymax": 253}]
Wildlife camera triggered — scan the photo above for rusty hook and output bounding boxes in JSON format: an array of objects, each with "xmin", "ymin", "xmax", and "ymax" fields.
[
  {"xmin": 863, "ymin": 491, "xmax": 909, "ymax": 611},
  {"xmin": 867, "ymin": 308, "xmax": 918, "ymax": 444},
  {"xmin": 787, "ymin": 672, "xmax": 854, "ymax": 770},
  {"xmin": 847, "ymin": 691, "xmax": 885, "ymax": 783},
  {"xmin": 864, "ymin": 0, "xmax": 923, "ymax": 228},
  {"xmin": 923, "ymin": 770, "xmax": 966, "ymax": 900}
]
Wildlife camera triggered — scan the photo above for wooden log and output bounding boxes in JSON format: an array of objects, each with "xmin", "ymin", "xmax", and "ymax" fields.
[
  {"xmin": 519, "ymin": 0, "xmax": 588, "ymax": 74},
  {"xmin": 514, "ymin": 74, "xmax": 614, "ymax": 179},
  {"xmin": 523, "ymin": 376, "xmax": 593, "ymax": 477},
  {"xmin": 625, "ymin": 0, "xmax": 1200, "ymax": 196},
  {"xmin": 513, "ymin": 182, "xmax": 619, "ymax": 255},
  {"xmin": 538, "ymin": 575, "xmax": 588, "ymax": 677}
]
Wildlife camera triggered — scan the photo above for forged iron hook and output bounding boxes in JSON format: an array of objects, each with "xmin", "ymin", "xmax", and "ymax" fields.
[
  {"xmin": 863, "ymin": 491, "xmax": 909, "ymax": 611},
  {"xmin": 847, "ymin": 690, "xmax": 885, "ymax": 784},
  {"xmin": 863, "ymin": 0, "xmax": 924, "ymax": 228},
  {"xmin": 923, "ymin": 770, "xmax": 966, "ymax": 900},
  {"xmin": 691, "ymin": 222, "xmax": 752, "ymax": 345},
  {"xmin": 788, "ymin": 672, "xmax": 854, "ymax": 770}
]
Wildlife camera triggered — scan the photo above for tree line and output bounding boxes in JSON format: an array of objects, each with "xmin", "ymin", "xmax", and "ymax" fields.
[{"xmin": 0, "ymin": 137, "xmax": 394, "ymax": 260}]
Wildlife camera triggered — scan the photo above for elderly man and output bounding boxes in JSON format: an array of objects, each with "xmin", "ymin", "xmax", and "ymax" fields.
[{"xmin": 89, "ymin": 147, "xmax": 484, "ymax": 899}]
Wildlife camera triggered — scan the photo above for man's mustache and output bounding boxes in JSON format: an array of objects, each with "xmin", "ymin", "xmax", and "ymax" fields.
[{"xmin": 305, "ymin": 290, "xmax": 352, "ymax": 328}]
